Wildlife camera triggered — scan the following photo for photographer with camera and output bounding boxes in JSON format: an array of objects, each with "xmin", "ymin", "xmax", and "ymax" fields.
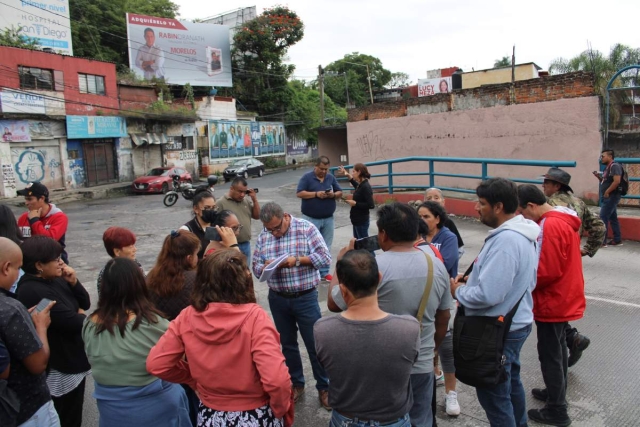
[
  {"xmin": 216, "ymin": 177, "xmax": 260, "ymax": 263},
  {"xmin": 179, "ymin": 192, "xmax": 217, "ymax": 260}
]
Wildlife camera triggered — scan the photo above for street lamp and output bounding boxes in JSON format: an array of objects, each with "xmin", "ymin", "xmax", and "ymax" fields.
[{"xmin": 341, "ymin": 61, "xmax": 374, "ymax": 105}]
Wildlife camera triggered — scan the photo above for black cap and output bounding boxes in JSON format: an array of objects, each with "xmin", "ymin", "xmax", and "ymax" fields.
[
  {"xmin": 17, "ymin": 182, "xmax": 49, "ymax": 198},
  {"xmin": 540, "ymin": 167, "xmax": 573, "ymax": 193}
]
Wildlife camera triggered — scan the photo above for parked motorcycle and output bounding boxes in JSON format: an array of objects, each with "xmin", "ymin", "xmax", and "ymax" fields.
[{"xmin": 163, "ymin": 175, "xmax": 218, "ymax": 207}]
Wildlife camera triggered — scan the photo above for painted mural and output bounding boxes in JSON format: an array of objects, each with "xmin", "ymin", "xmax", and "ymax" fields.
[{"xmin": 11, "ymin": 145, "xmax": 64, "ymax": 190}]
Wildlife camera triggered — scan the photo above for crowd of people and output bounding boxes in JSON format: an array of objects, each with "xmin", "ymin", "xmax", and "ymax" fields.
[{"xmin": 0, "ymin": 150, "xmax": 624, "ymax": 427}]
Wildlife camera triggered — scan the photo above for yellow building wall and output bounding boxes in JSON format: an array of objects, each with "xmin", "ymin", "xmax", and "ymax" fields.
[{"xmin": 462, "ymin": 64, "xmax": 539, "ymax": 89}]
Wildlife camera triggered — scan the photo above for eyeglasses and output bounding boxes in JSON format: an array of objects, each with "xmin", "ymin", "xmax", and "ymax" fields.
[
  {"xmin": 230, "ymin": 224, "xmax": 244, "ymax": 232},
  {"xmin": 202, "ymin": 205, "xmax": 216, "ymax": 211},
  {"xmin": 264, "ymin": 216, "xmax": 286, "ymax": 234}
]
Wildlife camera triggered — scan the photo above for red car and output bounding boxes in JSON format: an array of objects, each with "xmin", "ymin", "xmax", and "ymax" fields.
[{"xmin": 132, "ymin": 167, "xmax": 192, "ymax": 194}]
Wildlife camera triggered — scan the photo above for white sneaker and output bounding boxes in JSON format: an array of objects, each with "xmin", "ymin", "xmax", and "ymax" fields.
[
  {"xmin": 435, "ymin": 371, "xmax": 444, "ymax": 387},
  {"xmin": 445, "ymin": 391, "xmax": 460, "ymax": 416}
]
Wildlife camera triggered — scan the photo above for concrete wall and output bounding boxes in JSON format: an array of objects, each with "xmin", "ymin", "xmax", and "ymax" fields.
[
  {"xmin": 347, "ymin": 96, "xmax": 602, "ymax": 198},
  {"xmin": 462, "ymin": 63, "xmax": 539, "ymax": 89},
  {"xmin": 318, "ymin": 128, "xmax": 348, "ymax": 166}
]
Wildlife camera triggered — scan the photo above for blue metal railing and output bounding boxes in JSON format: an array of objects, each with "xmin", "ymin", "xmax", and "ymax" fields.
[
  {"xmin": 331, "ymin": 156, "xmax": 640, "ymax": 200},
  {"xmin": 603, "ymin": 158, "xmax": 640, "ymax": 200}
]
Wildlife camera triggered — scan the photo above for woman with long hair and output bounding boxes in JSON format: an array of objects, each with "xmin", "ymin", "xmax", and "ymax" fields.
[
  {"xmin": 83, "ymin": 257, "xmax": 190, "ymax": 426},
  {"xmin": 97, "ymin": 226, "xmax": 140, "ymax": 295},
  {"xmin": 417, "ymin": 201, "xmax": 458, "ymax": 278},
  {"xmin": 0, "ymin": 204, "xmax": 24, "ymax": 293},
  {"xmin": 338, "ymin": 163, "xmax": 375, "ymax": 238},
  {"xmin": 147, "ymin": 249, "xmax": 293, "ymax": 427},
  {"xmin": 16, "ymin": 236, "xmax": 91, "ymax": 427}
]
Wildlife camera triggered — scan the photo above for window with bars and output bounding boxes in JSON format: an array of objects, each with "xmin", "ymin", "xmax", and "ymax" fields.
[
  {"xmin": 78, "ymin": 74, "xmax": 106, "ymax": 95},
  {"xmin": 18, "ymin": 66, "xmax": 63, "ymax": 91}
]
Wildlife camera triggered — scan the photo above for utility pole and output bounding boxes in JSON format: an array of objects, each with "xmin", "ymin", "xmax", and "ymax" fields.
[
  {"xmin": 366, "ymin": 64, "xmax": 374, "ymax": 105},
  {"xmin": 318, "ymin": 65, "xmax": 325, "ymax": 126},
  {"xmin": 344, "ymin": 73, "xmax": 350, "ymax": 108}
]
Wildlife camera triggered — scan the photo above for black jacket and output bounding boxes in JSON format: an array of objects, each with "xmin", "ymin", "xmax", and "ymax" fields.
[
  {"xmin": 349, "ymin": 179, "xmax": 375, "ymax": 226},
  {"xmin": 16, "ymin": 275, "xmax": 91, "ymax": 374}
]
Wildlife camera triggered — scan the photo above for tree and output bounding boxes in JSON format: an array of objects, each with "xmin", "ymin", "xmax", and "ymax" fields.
[
  {"xmin": 232, "ymin": 6, "xmax": 304, "ymax": 116},
  {"xmin": 285, "ymin": 80, "xmax": 346, "ymax": 146},
  {"xmin": 388, "ymin": 72, "xmax": 411, "ymax": 88},
  {"xmin": 70, "ymin": 0, "xmax": 179, "ymax": 66},
  {"xmin": 494, "ymin": 56, "xmax": 511, "ymax": 68},
  {"xmin": 323, "ymin": 53, "xmax": 392, "ymax": 108},
  {"xmin": 0, "ymin": 27, "xmax": 39, "ymax": 49}
]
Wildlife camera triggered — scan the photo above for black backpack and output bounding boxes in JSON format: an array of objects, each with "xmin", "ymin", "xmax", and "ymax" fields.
[{"xmin": 614, "ymin": 162, "xmax": 629, "ymax": 196}]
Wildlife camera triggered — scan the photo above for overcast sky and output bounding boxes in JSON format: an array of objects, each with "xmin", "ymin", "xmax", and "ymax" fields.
[{"xmin": 174, "ymin": 0, "xmax": 639, "ymax": 84}]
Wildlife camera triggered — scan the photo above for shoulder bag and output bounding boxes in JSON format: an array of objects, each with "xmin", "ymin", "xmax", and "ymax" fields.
[
  {"xmin": 452, "ymin": 262, "xmax": 526, "ymax": 388},
  {"xmin": 415, "ymin": 251, "xmax": 434, "ymax": 329}
]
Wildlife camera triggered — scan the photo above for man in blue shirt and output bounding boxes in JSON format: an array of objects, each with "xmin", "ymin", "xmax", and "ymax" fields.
[{"xmin": 296, "ymin": 156, "xmax": 343, "ymax": 280}]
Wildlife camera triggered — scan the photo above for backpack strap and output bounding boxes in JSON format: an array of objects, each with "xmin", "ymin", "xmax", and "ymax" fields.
[{"xmin": 416, "ymin": 251, "xmax": 434, "ymax": 327}]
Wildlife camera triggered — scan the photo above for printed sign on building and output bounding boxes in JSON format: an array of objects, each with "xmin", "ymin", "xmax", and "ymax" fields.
[
  {"xmin": 0, "ymin": 0, "xmax": 73, "ymax": 55},
  {"xmin": 66, "ymin": 116, "xmax": 127, "ymax": 139},
  {"xmin": 208, "ymin": 120, "xmax": 254, "ymax": 160},
  {"xmin": 0, "ymin": 120, "xmax": 31, "ymax": 142},
  {"xmin": 126, "ymin": 13, "xmax": 232, "ymax": 86},
  {"xmin": 417, "ymin": 77, "xmax": 452, "ymax": 97},
  {"xmin": 0, "ymin": 89, "xmax": 46, "ymax": 114}
]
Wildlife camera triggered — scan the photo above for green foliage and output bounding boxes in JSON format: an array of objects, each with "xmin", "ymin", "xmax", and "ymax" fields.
[
  {"xmin": 232, "ymin": 6, "xmax": 304, "ymax": 116},
  {"xmin": 182, "ymin": 83, "xmax": 195, "ymax": 109},
  {"xmin": 388, "ymin": 72, "xmax": 411, "ymax": 88},
  {"xmin": 70, "ymin": 0, "xmax": 178, "ymax": 66},
  {"xmin": 0, "ymin": 27, "xmax": 40, "ymax": 49},
  {"xmin": 263, "ymin": 156, "xmax": 286, "ymax": 168},
  {"xmin": 323, "ymin": 52, "xmax": 392, "ymax": 107},
  {"xmin": 494, "ymin": 56, "xmax": 511, "ymax": 68}
]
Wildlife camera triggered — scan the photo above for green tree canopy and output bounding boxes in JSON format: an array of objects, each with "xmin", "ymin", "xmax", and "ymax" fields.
[
  {"xmin": 494, "ymin": 56, "xmax": 511, "ymax": 68},
  {"xmin": 70, "ymin": 0, "xmax": 179, "ymax": 66},
  {"xmin": 232, "ymin": 6, "xmax": 304, "ymax": 116},
  {"xmin": 0, "ymin": 27, "xmax": 39, "ymax": 49},
  {"xmin": 323, "ymin": 53, "xmax": 392, "ymax": 107},
  {"xmin": 388, "ymin": 72, "xmax": 411, "ymax": 88}
]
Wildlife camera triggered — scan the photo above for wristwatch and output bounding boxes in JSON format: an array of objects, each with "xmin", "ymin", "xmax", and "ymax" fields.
[{"xmin": 295, "ymin": 256, "xmax": 301, "ymax": 267}]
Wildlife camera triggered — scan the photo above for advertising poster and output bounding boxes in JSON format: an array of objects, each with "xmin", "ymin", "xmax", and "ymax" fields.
[
  {"xmin": 255, "ymin": 122, "xmax": 286, "ymax": 156},
  {"xmin": 126, "ymin": 13, "xmax": 232, "ymax": 86},
  {"xmin": 0, "ymin": 0, "xmax": 73, "ymax": 55},
  {"xmin": 0, "ymin": 120, "xmax": 31, "ymax": 142},
  {"xmin": 66, "ymin": 116, "xmax": 127, "ymax": 139},
  {"xmin": 417, "ymin": 77, "xmax": 452, "ymax": 97},
  {"xmin": 0, "ymin": 89, "xmax": 46, "ymax": 114},
  {"xmin": 209, "ymin": 121, "xmax": 253, "ymax": 160}
]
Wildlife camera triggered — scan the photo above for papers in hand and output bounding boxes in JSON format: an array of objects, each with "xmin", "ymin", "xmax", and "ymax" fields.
[{"xmin": 259, "ymin": 254, "xmax": 291, "ymax": 282}]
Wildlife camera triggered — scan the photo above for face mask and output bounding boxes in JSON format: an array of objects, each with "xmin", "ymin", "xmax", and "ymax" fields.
[{"xmin": 201, "ymin": 209, "xmax": 218, "ymax": 224}]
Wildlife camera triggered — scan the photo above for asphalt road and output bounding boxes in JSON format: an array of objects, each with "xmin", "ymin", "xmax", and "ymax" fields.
[{"xmin": 9, "ymin": 167, "xmax": 640, "ymax": 427}]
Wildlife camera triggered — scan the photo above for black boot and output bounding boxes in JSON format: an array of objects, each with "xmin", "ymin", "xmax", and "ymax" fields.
[
  {"xmin": 568, "ymin": 333, "xmax": 590, "ymax": 367},
  {"xmin": 531, "ymin": 388, "xmax": 548, "ymax": 402},
  {"xmin": 528, "ymin": 408, "xmax": 571, "ymax": 427}
]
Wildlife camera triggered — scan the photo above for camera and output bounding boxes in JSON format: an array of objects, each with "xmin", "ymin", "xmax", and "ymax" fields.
[{"xmin": 245, "ymin": 188, "xmax": 259, "ymax": 195}]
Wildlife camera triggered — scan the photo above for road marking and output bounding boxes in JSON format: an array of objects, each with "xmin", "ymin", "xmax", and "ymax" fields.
[{"xmin": 586, "ymin": 295, "xmax": 640, "ymax": 309}]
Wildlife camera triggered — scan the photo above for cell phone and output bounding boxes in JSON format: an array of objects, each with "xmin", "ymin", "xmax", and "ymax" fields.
[
  {"xmin": 35, "ymin": 298, "xmax": 52, "ymax": 313},
  {"xmin": 354, "ymin": 236, "xmax": 380, "ymax": 252},
  {"xmin": 325, "ymin": 189, "xmax": 332, "ymax": 193},
  {"xmin": 245, "ymin": 188, "xmax": 259, "ymax": 194},
  {"xmin": 205, "ymin": 226, "xmax": 220, "ymax": 241}
]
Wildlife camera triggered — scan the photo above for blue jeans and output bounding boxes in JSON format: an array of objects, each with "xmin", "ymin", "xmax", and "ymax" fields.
[
  {"xmin": 268, "ymin": 288, "xmax": 328, "ymax": 390},
  {"xmin": 330, "ymin": 411, "xmax": 411, "ymax": 427},
  {"xmin": 237, "ymin": 241, "xmax": 251, "ymax": 264},
  {"xmin": 475, "ymin": 324, "xmax": 532, "ymax": 427},
  {"xmin": 302, "ymin": 214, "xmax": 334, "ymax": 277},
  {"xmin": 599, "ymin": 192, "xmax": 622, "ymax": 243},
  {"xmin": 19, "ymin": 400, "xmax": 61, "ymax": 427},
  {"xmin": 352, "ymin": 222, "xmax": 370, "ymax": 239},
  {"xmin": 409, "ymin": 372, "xmax": 434, "ymax": 427}
]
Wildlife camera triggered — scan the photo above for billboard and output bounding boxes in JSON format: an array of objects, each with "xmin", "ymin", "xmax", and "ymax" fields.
[
  {"xmin": 66, "ymin": 116, "xmax": 127, "ymax": 139},
  {"xmin": 0, "ymin": 89, "xmax": 46, "ymax": 115},
  {"xmin": 0, "ymin": 0, "xmax": 73, "ymax": 55},
  {"xmin": 1, "ymin": 120, "xmax": 31, "ymax": 142},
  {"xmin": 417, "ymin": 77, "xmax": 452, "ymax": 97},
  {"xmin": 126, "ymin": 13, "xmax": 232, "ymax": 86},
  {"xmin": 208, "ymin": 121, "xmax": 285, "ymax": 160}
]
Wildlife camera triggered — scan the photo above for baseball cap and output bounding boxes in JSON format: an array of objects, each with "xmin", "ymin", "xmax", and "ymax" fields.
[
  {"xmin": 17, "ymin": 182, "xmax": 49, "ymax": 198},
  {"xmin": 539, "ymin": 167, "xmax": 573, "ymax": 193}
]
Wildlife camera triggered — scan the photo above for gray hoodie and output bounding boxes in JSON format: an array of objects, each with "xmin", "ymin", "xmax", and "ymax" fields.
[{"xmin": 455, "ymin": 215, "xmax": 540, "ymax": 331}]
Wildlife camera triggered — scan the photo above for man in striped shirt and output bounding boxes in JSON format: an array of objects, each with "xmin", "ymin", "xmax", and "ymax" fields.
[{"xmin": 252, "ymin": 202, "xmax": 331, "ymax": 411}]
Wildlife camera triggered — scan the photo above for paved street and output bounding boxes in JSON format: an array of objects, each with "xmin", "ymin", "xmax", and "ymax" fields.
[{"xmin": 9, "ymin": 168, "xmax": 640, "ymax": 427}]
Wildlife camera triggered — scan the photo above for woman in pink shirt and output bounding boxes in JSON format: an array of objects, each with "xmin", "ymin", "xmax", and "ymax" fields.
[{"xmin": 147, "ymin": 249, "xmax": 293, "ymax": 426}]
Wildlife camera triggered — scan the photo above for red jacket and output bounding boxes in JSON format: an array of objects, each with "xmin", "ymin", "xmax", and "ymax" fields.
[
  {"xmin": 147, "ymin": 303, "xmax": 293, "ymax": 423},
  {"xmin": 534, "ymin": 208, "xmax": 585, "ymax": 322},
  {"xmin": 18, "ymin": 204, "xmax": 68, "ymax": 260}
]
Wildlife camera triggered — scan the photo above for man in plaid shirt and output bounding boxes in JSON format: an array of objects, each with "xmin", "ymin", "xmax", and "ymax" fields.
[{"xmin": 252, "ymin": 202, "xmax": 332, "ymax": 411}]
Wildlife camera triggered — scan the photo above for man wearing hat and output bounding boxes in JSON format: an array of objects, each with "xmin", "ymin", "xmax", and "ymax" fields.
[
  {"xmin": 17, "ymin": 182, "xmax": 69, "ymax": 264},
  {"xmin": 540, "ymin": 167, "xmax": 605, "ymax": 368}
]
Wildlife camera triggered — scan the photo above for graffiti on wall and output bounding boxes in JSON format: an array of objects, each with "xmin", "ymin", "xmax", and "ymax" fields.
[
  {"xmin": 68, "ymin": 159, "xmax": 85, "ymax": 188},
  {"xmin": 2, "ymin": 164, "xmax": 16, "ymax": 190},
  {"xmin": 11, "ymin": 146, "xmax": 64, "ymax": 189},
  {"xmin": 355, "ymin": 131, "xmax": 389, "ymax": 161}
]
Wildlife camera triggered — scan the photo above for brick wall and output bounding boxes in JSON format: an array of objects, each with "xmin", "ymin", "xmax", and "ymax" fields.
[{"xmin": 348, "ymin": 71, "xmax": 595, "ymax": 122}]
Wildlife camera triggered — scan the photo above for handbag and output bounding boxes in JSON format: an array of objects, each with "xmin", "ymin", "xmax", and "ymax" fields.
[
  {"xmin": 415, "ymin": 251, "xmax": 434, "ymax": 328},
  {"xmin": 452, "ymin": 262, "xmax": 526, "ymax": 388},
  {"xmin": 0, "ymin": 380, "xmax": 20, "ymax": 427}
]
